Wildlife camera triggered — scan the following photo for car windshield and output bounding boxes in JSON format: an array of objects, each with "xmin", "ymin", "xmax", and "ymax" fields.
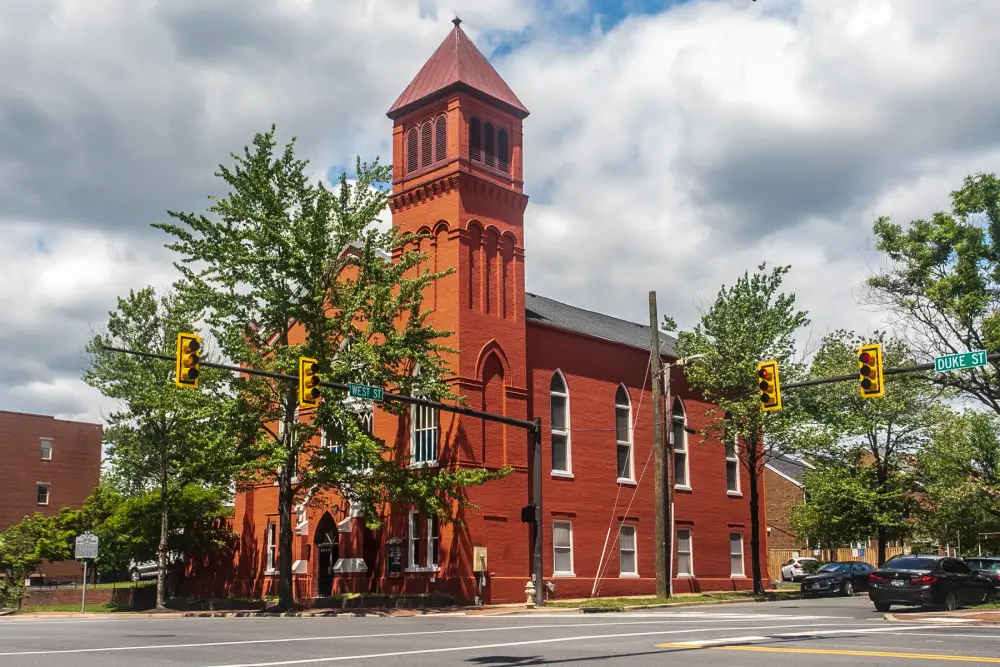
[
  {"xmin": 817, "ymin": 563, "xmax": 852, "ymax": 573},
  {"xmin": 968, "ymin": 560, "xmax": 1000, "ymax": 572},
  {"xmin": 883, "ymin": 557, "xmax": 935, "ymax": 571}
]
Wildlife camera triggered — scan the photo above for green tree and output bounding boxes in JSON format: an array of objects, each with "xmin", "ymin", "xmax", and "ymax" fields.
[
  {"xmin": 154, "ymin": 126, "xmax": 508, "ymax": 610},
  {"xmin": 790, "ymin": 464, "xmax": 881, "ymax": 555},
  {"xmin": 911, "ymin": 410, "xmax": 1000, "ymax": 553},
  {"xmin": 667, "ymin": 263, "xmax": 810, "ymax": 594},
  {"xmin": 802, "ymin": 330, "xmax": 945, "ymax": 564},
  {"xmin": 85, "ymin": 287, "xmax": 235, "ymax": 609},
  {"xmin": 0, "ymin": 511, "xmax": 78, "ymax": 609},
  {"xmin": 867, "ymin": 172, "xmax": 1000, "ymax": 413}
]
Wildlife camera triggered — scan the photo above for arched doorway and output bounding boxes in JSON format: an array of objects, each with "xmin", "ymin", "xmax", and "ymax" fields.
[{"xmin": 315, "ymin": 513, "xmax": 338, "ymax": 597}]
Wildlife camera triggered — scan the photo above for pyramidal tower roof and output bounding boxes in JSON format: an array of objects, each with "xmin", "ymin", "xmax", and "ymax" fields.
[{"xmin": 387, "ymin": 17, "xmax": 529, "ymax": 120}]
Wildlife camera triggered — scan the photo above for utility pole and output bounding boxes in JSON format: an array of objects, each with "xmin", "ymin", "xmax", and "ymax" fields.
[
  {"xmin": 530, "ymin": 417, "xmax": 544, "ymax": 607},
  {"xmin": 649, "ymin": 291, "xmax": 671, "ymax": 599}
]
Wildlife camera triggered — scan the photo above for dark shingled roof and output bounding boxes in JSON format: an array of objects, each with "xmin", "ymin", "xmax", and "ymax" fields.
[
  {"xmin": 525, "ymin": 293, "xmax": 676, "ymax": 356},
  {"xmin": 767, "ymin": 454, "xmax": 811, "ymax": 486},
  {"xmin": 387, "ymin": 19, "xmax": 529, "ymax": 120}
]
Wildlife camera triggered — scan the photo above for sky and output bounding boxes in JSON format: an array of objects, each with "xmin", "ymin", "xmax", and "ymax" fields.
[{"xmin": 2, "ymin": 0, "xmax": 1000, "ymax": 425}]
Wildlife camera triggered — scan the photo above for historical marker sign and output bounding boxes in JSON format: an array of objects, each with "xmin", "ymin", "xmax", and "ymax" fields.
[
  {"xmin": 75, "ymin": 532, "xmax": 99, "ymax": 560},
  {"xmin": 349, "ymin": 383, "xmax": 384, "ymax": 402},
  {"xmin": 935, "ymin": 350, "xmax": 988, "ymax": 373}
]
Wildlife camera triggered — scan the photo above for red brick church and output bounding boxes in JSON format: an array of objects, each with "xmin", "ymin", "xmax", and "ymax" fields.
[{"xmin": 221, "ymin": 19, "xmax": 766, "ymax": 604}]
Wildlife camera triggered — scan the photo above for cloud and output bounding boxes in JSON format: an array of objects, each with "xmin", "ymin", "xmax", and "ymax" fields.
[{"xmin": 2, "ymin": 0, "xmax": 1000, "ymax": 423}]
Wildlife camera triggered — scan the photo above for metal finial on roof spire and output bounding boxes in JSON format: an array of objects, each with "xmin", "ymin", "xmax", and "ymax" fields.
[{"xmin": 452, "ymin": 16, "xmax": 462, "ymax": 28}]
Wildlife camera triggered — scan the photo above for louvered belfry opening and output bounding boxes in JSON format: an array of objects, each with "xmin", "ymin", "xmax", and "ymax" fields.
[
  {"xmin": 484, "ymin": 121, "xmax": 495, "ymax": 167},
  {"xmin": 497, "ymin": 129, "xmax": 509, "ymax": 173},
  {"xmin": 470, "ymin": 117, "xmax": 482, "ymax": 162},
  {"xmin": 407, "ymin": 128, "xmax": 419, "ymax": 173},
  {"xmin": 435, "ymin": 115, "xmax": 447, "ymax": 161},
  {"xmin": 421, "ymin": 122, "xmax": 433, "ymax": 168}
]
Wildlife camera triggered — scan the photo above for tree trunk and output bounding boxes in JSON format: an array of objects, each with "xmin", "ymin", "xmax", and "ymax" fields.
[
  {"xmin": 276, "ymin": 408, "xmax": 297, "ymax": 611},
  {"xmin": 877, "ymin": 525, "xmax": 888, "ymax": 567},
  {"xmin": 748, "ymin": 460, "xmax": 765, "ymax": 595},
  {"xmin": 156, "ymin": 465, "xmax": 169, "ymax": 610}
]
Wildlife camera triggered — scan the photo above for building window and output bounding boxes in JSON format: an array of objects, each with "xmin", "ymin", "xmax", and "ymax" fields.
[
  {"xmin": 410, "ymin": 366, "xmax": 439, "ymax": 465},
  {"xmin": 36, "ymin": 484, "xmax": 49, "ymax": 505},
  {"xmin": 484, "ymin": 122, "xmax": 496, "ymax": 167},
  {"xmin": 677, "ymin": 528, "xmax": 693, "ymax": 576},
  {"xmin": 497, "ymin": 129, "xmax": 509, "ymax": 172},
  {"xmin": 729, "ymin": 532, "xmax": 745, "ymax": 577},
  {"xmin": 265, "ymin": 521, "xmax": 276, "ymax": 572},
  {"xmin": 469, "ymin": 117, "xmax": 482, "ymax": 162},
  {"xmin": 672, "ymin": 399, "xmax": 689, "ymax": 488},
  {"xmin": 39, "ymin": 438, "xmax": 53, "ymax": 460},
  {"xmin": 407, "ymin": 127, "xmax": 419, "ymax": 173},
  {"xmin": 553, "ymin": 520, "xmax": 574, "ymax": 576},
  {"xmin": 428, "ymin": 516, "xmax": 440, "ymax": 567},
  {"xmin": 408, "ymin": 510, "xmax": 422, "ymax": 568},
  {"xmin": 550, "ymin": 371, "xmax": 571, "ymax": 475},
  {"xmin": 726, "ymin": 436, "xmax": 740, "ymax": 494},
  {"xmin": 619, "ymin": 524, "xmax": 637, "ymax": 577},
  {"xmin": 435, "ymin": 115, "xmax": 447, "ymax": 161},
  {"xmin": 615, "ymin": 385, "xmax": 634, "ymax": 481}
]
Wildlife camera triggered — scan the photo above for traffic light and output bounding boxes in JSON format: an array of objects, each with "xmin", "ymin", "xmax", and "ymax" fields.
[
  {"xmin": 175, "ymin": 332, "xmax": 201, "ymax": 388},
  {"xmin": 858, "ymin": 343, "xmax": 885, "ymax": 398},
  {"xmin": 298, "ymin": 356, "xmax": 321, "ymax": 408},
  {"xmin": 757, "ymin": 360, "xmax": 781, "ymax": 411}
]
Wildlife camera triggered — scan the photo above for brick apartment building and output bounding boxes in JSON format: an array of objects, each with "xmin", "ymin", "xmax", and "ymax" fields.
[
  {"xmin": 0, "ymin": 410, "xmax": 103, "ymax": 582},
  {"xmin": 217, "ymin": 20, "xmax": 767, "ymax": 605},
  {"xmin": 764, "ymin": 454, "xmax": 811, "ymax": 551}
]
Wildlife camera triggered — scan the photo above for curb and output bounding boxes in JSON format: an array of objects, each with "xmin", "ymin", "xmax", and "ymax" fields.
[{"xmin": 884, "ymin": 611, "xmax": 997, "ymax": 625}]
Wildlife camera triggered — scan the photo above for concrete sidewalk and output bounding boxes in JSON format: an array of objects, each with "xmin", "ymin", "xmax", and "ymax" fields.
[{"xmin": 885, "ymin": 609, "xmax": 1000, "ymax": 625}]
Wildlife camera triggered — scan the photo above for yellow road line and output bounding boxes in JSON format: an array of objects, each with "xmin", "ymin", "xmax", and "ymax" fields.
[{"xmin": 656, "ymin": 644, "xmax": 1000, "ymax": 662}]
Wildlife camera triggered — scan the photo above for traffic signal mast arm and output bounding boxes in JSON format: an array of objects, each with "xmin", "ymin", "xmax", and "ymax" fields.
[
  {"xmin": 105, "ymin": 345, "xmax": 539, "ymax": 432},
  {"xmin": 775, "ymin": 353, "xmax": 1000, "ymax": 392}
]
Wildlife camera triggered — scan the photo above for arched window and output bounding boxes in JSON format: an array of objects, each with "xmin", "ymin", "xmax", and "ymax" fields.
[
  {"xmin": 469, "ymin": 117, "xmax": 482, "ymax": 162},
  {"xmin": 484, "ymin": 121, "xmax": 495, "ymax": 167},
  {"xmin": 407, "ymin": 127, "xmax": 419, "ymax": 173},
  {"xmin": 497, "ymin": 129, "xmax": 509, "ymax": 172},
  {"xmin": 615, "ymin": 385, "xmax": 633, "ymax": 481},
  {"xmin": 550, "ymin": 371, "xmax": 571, "ymax": 475},
  {"xmin": 410, "ymin": 366, "xmax": 439, "ymax": 465},
  {"xmin": 421, "ymin": 122, "xmax": 433, "ymax": 168},
  {"xmin": 672, "ymin": 398, "xmax": 689, "ymax": 488},
  {"xmin": 435, "ymin": 115, "xmax": 447, "ymax": 161}
]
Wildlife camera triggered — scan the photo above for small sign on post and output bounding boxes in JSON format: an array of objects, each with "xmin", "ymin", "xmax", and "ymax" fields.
[
  {"xmin": 349, "ymin": 383, "xmax": 384, "ymax": 402},
  {"xmin": 935, "ymin": 350, "xmax": 988, "ymax": 373},
  {"xmin": 75, "ymin": 532, "xmax": 98, "ymax": 614}
]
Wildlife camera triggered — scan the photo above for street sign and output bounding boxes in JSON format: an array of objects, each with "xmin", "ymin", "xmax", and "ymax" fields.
[
  {"xmin": 75, "ymin": 532, "xmax": 99, "ymax": 560},
  {"xmin": 935, "ymin": 350, "xmax": 988, "ymax": 373},
  {"xmin": 349, "ymin": 383, "xmax": 384, "ymax": 402}
]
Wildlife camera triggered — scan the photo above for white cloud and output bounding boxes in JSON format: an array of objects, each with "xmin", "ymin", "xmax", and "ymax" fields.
[{"xmin": 2, "ymin": 0, "xmax": 1000, "ymax": 423}]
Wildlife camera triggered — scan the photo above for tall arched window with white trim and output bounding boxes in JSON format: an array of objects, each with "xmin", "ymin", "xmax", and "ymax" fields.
[
  {"xmin": 550, "ymin": 371, "xmax": 571, "ymax": 475},
  {"xmin": 410, "ymin": 366, "xmax": 439, "ymax": 466},
  {"xmin": 615, "ymin": 385, "xmax": 634, "ymax": 481},
  {"xmin": 672, "ymin": 398, "xmax": 689, "ymax": 488}
]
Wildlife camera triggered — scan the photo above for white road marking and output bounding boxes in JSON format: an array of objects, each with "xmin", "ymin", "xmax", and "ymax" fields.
[
  {"xmin": 0, "ymin": 619, "xmax": 854, "ymax": 657},
  {"xmin": 199, "ymin": 624, "xmax": 863, "ymax": 667},
  {"xmin": 912, "ymin": 617, "xmax": 979, "ymax": 623},
  {"xmin": 665, "ymin": 625, "xmax": 938, "ymax": 647}
]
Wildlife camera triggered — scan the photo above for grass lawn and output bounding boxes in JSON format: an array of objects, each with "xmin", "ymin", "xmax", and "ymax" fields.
[
  {"xmin": 19, "ymin": 603, "xmax": 131, "ymax": 613},
  {"xmin": 546, "ymin": 590, "xmax": 801, "ymax": 610}
]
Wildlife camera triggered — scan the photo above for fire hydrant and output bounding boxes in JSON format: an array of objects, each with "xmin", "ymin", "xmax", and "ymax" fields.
[{"xmin": 525, "ymin": 579, "xmax": 536, "ymax": 608}]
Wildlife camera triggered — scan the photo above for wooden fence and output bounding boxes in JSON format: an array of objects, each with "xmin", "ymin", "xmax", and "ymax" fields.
[{"xmin": 768, "ymin": 546, "xmax": 907, "ymax": 582}]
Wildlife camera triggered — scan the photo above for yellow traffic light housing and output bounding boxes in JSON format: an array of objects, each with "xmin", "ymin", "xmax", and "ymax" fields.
[
  {"xmin": 175, "ymin": 333, "xmax": 201, "ymax": 388},
  {"xmin": 299, "ymin": 356, "xmax": 321, "ymax": 408},
  {"xmin": 757, "ymin": 360, "xmax": 782, "ymax": 411},
  {"xmin": 858, "ymin": 343, "xmax": 885, "ymax": 398}
]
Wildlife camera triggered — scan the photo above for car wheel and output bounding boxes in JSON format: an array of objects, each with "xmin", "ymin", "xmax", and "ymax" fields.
[
  {"xmin": 944, "ymin": 590, "xmax": 958, "ymax": 612},
  {"xmin": 130, "ymin": 569, "xmax": 141, "ymax": 582},
  {"xmin": 874, "ymin": 602, "xmax": 891, "ymax": 613},
  {"xmin": 843, "ymin": 581, "xmax": 854, "ymax": 597}
]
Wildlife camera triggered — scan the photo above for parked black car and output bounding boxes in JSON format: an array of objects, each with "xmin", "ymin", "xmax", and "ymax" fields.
[
  {"xmin": 868, "ymin": 555, "xmax": 993, "ymax": 612},
  {"xmin": 963, "ymin": 557, "xmax": 1000, "ymax": 591},
  {"xmin": 801, "ymin": 561, "xmax": 875, "ymax": 597}
]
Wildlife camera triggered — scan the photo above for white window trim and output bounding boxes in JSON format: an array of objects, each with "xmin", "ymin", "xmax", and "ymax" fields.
[
  {"xmin": 39, "ymin": 437, "xmax": 53, "ymax": 461},
  {"xmin": 409, "ymin": 367, "xmax": 440, "ymax": 468},
  {"xmin": 729, "ymin": 531, "xmax": 746, "ymax": 578},
  {"xmin": 405, "ymin": 510, "xmax": 441, "ymax": 573},
  {"xmin": 619, "ymin": 524, "xmax": 638, "ymax": 578},
  {"xmin": 552, "ymin": 520, "xmax": 575, "ymax": 577},
  {"xmin": 726, "ymin": 436, "xmax": 742, "ymax": 497},
  {"xmin": 615, "ymin": 385, "xmax": 635, "ymax": 483},
  {"xmin": 676, "ymin": 528, "xmax": 694, "ymax": 577},
  {"xmin": 36, "ymin": 482, "xmax": 50, "ymax": 506},
  {"xmin": 550, "ymin": 370, "xmax": 572, "ymax": 476},
  {"xmin": 672, "ymin": 401, "xmax": 691, "ymax": 490},
  {"xmin": 265, "ymin": 521, "xmax": 277, "ymax": 575}
]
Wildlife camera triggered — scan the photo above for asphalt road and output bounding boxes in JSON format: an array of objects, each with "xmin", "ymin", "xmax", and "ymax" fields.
[{"xmin": 2, "ymin": 596, "xmax": 999, "ymax": 666}]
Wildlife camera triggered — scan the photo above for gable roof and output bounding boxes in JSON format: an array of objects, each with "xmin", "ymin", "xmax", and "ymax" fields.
[
  {"xmin": 525, "ymin": 293, "xmax": 676, "ymax": 356},
  {"xmin": 387, "ymin": 18, "xmax": 529, "ymax": 120},
  {"xmin": 766, "ymin": 454, "xmax": 813, "ymax": 487}
]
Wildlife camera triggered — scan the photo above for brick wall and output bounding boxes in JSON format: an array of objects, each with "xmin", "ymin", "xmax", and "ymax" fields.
[
  {"xmin": 23, "ymin": 585, "xmax": 154, "ymax": 609},
  {"xmin": 764, "ymin": 466, "xmax": 806, "ymax": 550}
]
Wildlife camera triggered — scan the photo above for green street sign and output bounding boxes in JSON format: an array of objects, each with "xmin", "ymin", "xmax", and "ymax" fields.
[
  {"xmin": 935, "ymin": 350, "xmax": 988, "ymax": 373},
  {"xmin": 349, "ymin": 383, "xmax": 384, "ymax": 402}
]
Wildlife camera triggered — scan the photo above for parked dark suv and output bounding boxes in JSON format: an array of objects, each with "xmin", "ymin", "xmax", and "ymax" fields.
[
  {"xmin": 963, "ymin": 557, "xmax": 1000, "ymax": 591},
  {"xmin": 868, "ymin": 555, "xmax": 993, "ymax": 612}
]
